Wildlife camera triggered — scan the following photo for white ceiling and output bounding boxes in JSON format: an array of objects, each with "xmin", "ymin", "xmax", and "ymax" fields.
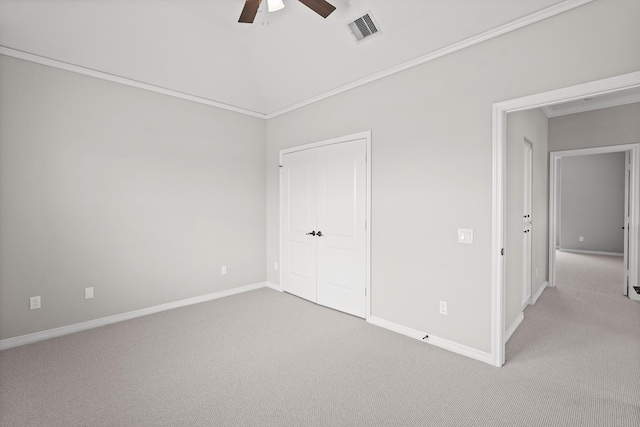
[{"xmin": 1, "ymin": 0, "xmax": 589, "ymax": 116}]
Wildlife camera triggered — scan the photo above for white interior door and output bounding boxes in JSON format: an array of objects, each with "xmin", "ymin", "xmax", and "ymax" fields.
[
  {"xmin": 522, "ymin": 140, "xmax": 532, "ymax": 307},
  {"xmin": 624, "ymin": 151, "xmax": 630, "ymax": 296},
  {"xmin": 624, "ymin": 150, "xmax": 640, "ymax": 302},
  {"xmin": 316, "ymin": 140, "xmax": 366, "ymax": 317},
  {"xmin": 282, "ymin": 148, "xmax": 317, "ymax": 303},
  {"xmin": 281, "ymin": 138, "xmax": 367, "ymax": 318}
]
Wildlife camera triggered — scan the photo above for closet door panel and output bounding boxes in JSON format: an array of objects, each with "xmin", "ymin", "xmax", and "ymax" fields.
[
  {"xmin": 282, "ymin": 149, "xmax": 317, "ymax": 303},
  {"xmin": 316, "ymin": 140, "xmax": 367, "ymax": 318}
]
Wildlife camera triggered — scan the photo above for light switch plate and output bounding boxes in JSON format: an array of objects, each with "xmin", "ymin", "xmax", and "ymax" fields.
[
  {"xmin": 85, "ymin": 287, "xmax": 94, "ymax": 299},
  {"xmin": 458, "ymin": 229, "xmax": 473, "ymax": 244}
]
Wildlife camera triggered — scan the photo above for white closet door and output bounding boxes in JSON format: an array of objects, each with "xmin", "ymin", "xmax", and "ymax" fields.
[
  {"xmin": 316, "ymin": 139, "xmax": 366, "ymax": 318},
  {"xmin": 281, "ymin": 138, "xmax": 367, "ymax": 318},
  {"xmin": 282, "ymin": 148, "xmax": 317, "ymax": 303}
]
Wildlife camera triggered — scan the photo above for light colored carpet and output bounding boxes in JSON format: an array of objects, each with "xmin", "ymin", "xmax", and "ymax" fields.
[{"xmin": 1, "ymin": 253, "xmax": 639, "ymax": 426}]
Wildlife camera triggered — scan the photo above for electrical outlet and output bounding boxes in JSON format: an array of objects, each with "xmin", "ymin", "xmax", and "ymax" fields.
[
  {"xmin": 439, "ymin": 301, "xmax": 447, "ymax": 315},
  {"xmin": 274, "ymin": 262, "xmax": 278, "ymax": 271},
  {"xmin": 579, "ymin": 236, "xmax": 584, "ymax": 242},
  {"xmin": 221, "ymin": 266, "xmax": 227, "ymax": 275},
  {"xmin": 85, "ymin": 287, "xmax": 94, "ymax": 299},
  {"xmin": 30, "ymin": 296, "xmax": 41, "ymax": 310}
]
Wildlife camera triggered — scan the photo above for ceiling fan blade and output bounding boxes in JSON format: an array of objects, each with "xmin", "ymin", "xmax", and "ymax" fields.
[
  {"xmin": 238, "ymin": 0, "xmax": 262, "ymax": 23},
  {"xmin": 298, "ymin": 0, "xmax": 336, "ymax": 18}
]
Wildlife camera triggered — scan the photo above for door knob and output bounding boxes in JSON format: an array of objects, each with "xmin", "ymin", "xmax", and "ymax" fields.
[
  {"xmin": 316, "ymin": 231, "xmax": 323, "ymax": 237},
  {"xmin": 306, "ymin": 231, "xmax": 316, "ymax": 236}
]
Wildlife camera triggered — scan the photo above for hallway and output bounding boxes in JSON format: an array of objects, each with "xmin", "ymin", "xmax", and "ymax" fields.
[
  {"xmin": 554, "ymin": 250, "xmax": 624, "ymax": 295},
  {"xmin": 505, "ymin": 251, "xmax": 640, "ymax": 422}
]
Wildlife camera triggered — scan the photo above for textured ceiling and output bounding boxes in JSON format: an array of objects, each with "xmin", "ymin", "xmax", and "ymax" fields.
[{"xmin": 1, "ymin": 0, "xmax": 585, "ymax": 115}]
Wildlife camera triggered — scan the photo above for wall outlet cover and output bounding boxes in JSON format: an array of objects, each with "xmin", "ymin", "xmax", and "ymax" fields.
[
  {"xmin": 439, "ymin": 301, "xmax": 448, "ymax": 315},
  {"xmin": 458, "ymin": 229, "xmax": 473, "ymax": 244}
]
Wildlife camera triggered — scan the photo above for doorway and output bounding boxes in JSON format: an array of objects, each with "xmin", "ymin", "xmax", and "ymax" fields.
[
  {"xmin": 279, "ymin": 131, "xmax": 372, "ymax": 318},
  {"xmin": 549, "ymin": 145, "xmax": 639, "ymax": 301},
  {"xmin": 491, "ymin": 71, "xmax": 640, "ymax": 367}
]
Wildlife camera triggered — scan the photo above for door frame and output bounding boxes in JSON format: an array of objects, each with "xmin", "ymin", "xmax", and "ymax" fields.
[
  {"xmin": 491, "ymin": 71, "xmax": 640, "ymax": 367},
  {"xmin": 548, "ymin": 144, "xmax": 639, "ymax": 289},
  {"xmin": 278, "ymin": 130, "xmax": 372, "ymax": 319}
]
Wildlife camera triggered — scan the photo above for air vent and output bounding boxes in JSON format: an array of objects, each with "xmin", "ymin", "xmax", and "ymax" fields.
[{"xmin": 347, "ymin": 12, "xmax": 380, "ymax": 43}]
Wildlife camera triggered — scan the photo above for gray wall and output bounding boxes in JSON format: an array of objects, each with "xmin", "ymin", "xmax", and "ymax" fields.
[
  {"xmin": 549, "ymin": 103, "xmax": 640, "ymax": 151},
  {"xmin": 265, "ymin": 0, "xmax": 640, "ymax": 353},
  {"xmin": 505, "ymin": 109, "xmax": 549, "ymax": 330},
  {"xmin": 559, "ymin": 153, "xmax": 626, "ymax": 253},
  {"xmin": 549, "ymin": 102, "xmax": 640, "ymax": 254},
  {"xmin": 0, "ymin": 56, "xmax": 267, "ymax": 340},
  {"xmin": 1, "ymin": 0, "xmax": 639, "ymax": 355}
]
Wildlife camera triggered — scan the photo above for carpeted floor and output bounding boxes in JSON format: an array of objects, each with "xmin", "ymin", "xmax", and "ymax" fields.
[{"xmin": 1, "ymin": 251, "xmax": 639, "ymax": 426}]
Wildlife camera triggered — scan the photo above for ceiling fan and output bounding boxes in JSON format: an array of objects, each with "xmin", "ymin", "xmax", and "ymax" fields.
[{"xmin": 238, "ymin": 0, "xmax": 336, "ymax": 23}]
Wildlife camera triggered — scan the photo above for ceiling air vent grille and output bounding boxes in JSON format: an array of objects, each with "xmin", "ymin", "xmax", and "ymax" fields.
[{"xmin": 348, "ymin": 12, "xmax": 380, "ymax": 43}]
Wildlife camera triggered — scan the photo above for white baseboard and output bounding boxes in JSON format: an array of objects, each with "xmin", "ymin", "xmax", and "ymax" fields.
[
  {"xmin": 529, "ymin": 281, "xmax": 548, "ymax": 305},
  {"xmin": 0, "ymin": 282, "xmax": 270, "ymax": 351},
  {"xmin": 558, "ymin": 248, "xmax": 623, "ymax": 257},
  {"xmin": 266, "ymin": 281, "xmax": 282, "ymax": 292},
  {"xmin": 367, "ymin": 316, "xmax": 493, "ymax": 365},
  {"xmin": 505, "ymin": 312, "xmax": 524, "ymax": 343}
]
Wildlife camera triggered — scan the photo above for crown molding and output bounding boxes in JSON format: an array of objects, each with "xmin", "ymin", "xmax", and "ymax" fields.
[
  {"xmin": 265, "ymin": 0, "xmax": 594, "ymax": 118},
  {"xmin": 1, "ymin": 0, "xmax": 593, "ymax": 120},
  {"xmin": 0, "ymin": 46, "xmax": 267, "ymax": 119}
]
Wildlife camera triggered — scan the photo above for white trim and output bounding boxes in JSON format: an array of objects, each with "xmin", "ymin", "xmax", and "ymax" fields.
[
  {"xmin": 529, "ymin": 281, "xmax": 548, "ymax": 305},
  {"xmin": 2, "ymin": 1, "xmax": 592, "ymax": 119},
  {"xmin": 557, "ymin": 249, "xmax": 624, "ymax": 257},
  {"xmin": 0, "ymin": 282, "xmax": 270, "ymax": 351},
  {"xmin": 266, "ymin": 281, "xmax": 283, "ymax": 292},
  {"xmin": 548, "ymin": 143, "xmax": 639, "ymax": 289},
  {"xmin": 505, "ymin": 312, "xmax": 524, "ymax": 343},
  {"xmin": 492, "ymin": 71, "xmax": 640, "ymax": 367},
  {"xmin": 552, "ymin": 143, "xmax": 640, "ymax": 157},
  {"xmin": 367, "ymin": 316, "xmax": 493, "ymax": 365},
  {"xmin": 279, "ymin": 131, "xmax": 371, "ymax": 156},
  {"xmin": 0, "ymin": 46, "xmax": 266, "ymax": 119},
  {"xmin": 491, "ymin": 103, "xmax": 507, "ymax": 367},
  {"xmin": 549, "ymin": 155, "xmax": 560, "ymax": 286},
  {"xmin": 279, "ymin": 131, "xmax": 372, "ymax": 320},
  {"xmin": 541, "ymin": 92, "xmax": 640, "ymax": 118},
  {"xmin": 365, "ymin": 135, "xmax": 373, "ymax": 320},
  {"xmin": 265, "ymin": 0, "xmax": 593, "ymax": 119}
]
